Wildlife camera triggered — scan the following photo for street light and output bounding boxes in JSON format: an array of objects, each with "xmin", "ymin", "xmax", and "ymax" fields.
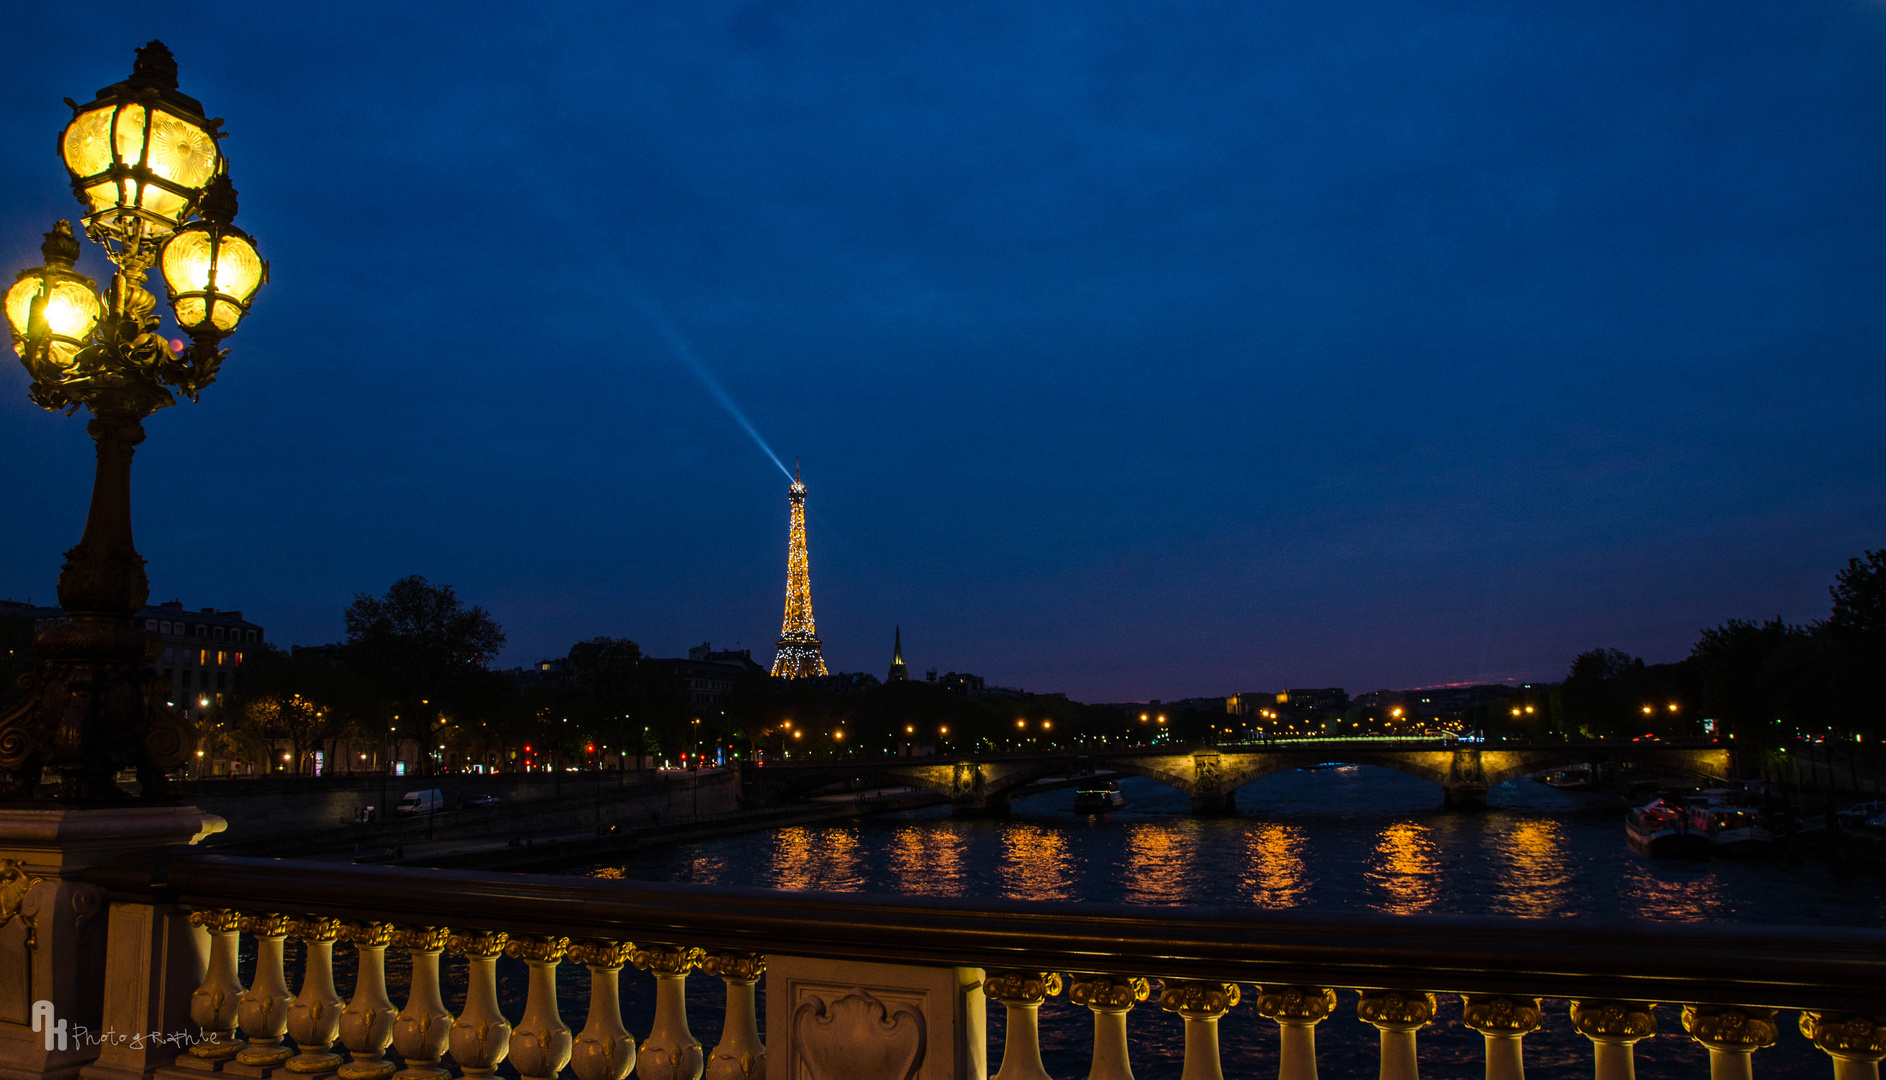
[{"xmin": 0, "ymin": 42, "xmax": 264, "ymax": 801}]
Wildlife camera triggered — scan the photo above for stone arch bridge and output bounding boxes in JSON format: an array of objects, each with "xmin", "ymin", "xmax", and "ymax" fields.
[{"xmin": 740, "ymin": 741, "xmax": 1738, "ymax": 816}]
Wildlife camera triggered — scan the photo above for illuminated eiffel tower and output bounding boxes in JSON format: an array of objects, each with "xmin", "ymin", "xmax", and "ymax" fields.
[{"xmin": 770, "ymin": 460, "xmax": 828, "ymax": 679}]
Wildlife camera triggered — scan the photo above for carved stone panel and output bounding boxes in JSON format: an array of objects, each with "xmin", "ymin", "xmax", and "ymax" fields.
[
  {"xmin": 794, "ymin": 990, "xmax": 924, "ymax": 1080},
  {"xmin": 1192, "ymin": 753, "xmax": 1223, "ymax": 798},
  {"xmin": 766, "ymin": 956, "xmax": 985, "ymax": 1080}
]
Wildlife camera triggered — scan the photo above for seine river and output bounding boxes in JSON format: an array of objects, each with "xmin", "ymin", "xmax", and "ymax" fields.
[{"xmin": 578, "ymin": 766, "xmax": 1883, "ymax": 1080}]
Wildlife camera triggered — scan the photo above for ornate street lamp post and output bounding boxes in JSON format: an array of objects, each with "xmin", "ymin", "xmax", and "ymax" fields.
[{"xmin": 0, "ymin": 42, "xmax": 265, "ymax": 801}]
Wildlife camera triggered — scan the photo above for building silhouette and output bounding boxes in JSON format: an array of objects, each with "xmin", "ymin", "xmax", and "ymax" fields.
[{"xmin": 3, "ymin": 598, "xmax": 262, "ymax": 721}]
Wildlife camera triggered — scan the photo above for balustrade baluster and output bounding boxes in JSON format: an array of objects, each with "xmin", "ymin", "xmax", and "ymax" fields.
[
  {"xmin": 986, "ymin": 971, "xmax": 1064, "ymax": 1080},
  {"xmin": 1681, "ymin": 1006, "xmax": 1776, "ymax": 1080},
  {"xmin": 1159, "ymin": 980, "xmax": 1240, "ymax": 1080},
  {"xmin": 509, "ymin": 935, "xmax": 575, "ymax": 1080},
  {"xmin": 1800, "ymin": 1012, "xmax": 1886, "ymax": 1080},
  {"xmin": 389, "ymin": 927, "xmax": 455, "ymax": 1080},
  {"xmin": 1253, "ymin": 986, "xmax": 1337, "ymax": 1080},
  {"xmin": 448, "ymin": 930, "xmax": 513, "ymax": 1078},
  {"xmin": 701, "ymin": 951, "xmax": 767, "ymax": 1080},
  {"xmin": 1067, "ymin": 975, "xmax": 1150, "ymax": 1080},
  {"xmin": 182, "ymin": 909, "xmax": 247, "ymax": 1066},
  {"xmin": 1356, "ymin": 991, "xmax": 1437, "ymax": 1080},
  {"xmin": 1461, "ymin": 995, "xmax": 1542, "ymax": 1080},
  {"xmin": 632, "ymin": 945, "xmax": 707, "ymax": 1080},
  {"xmin": 337, "ymin": 922, "xmax": 400, "ymax": 1080},
  {"xmin": 1569, "ymin": 1000, "xmax": 1657, "ymax": 1080},
  {"xmin": 232, "ymin": 913, "xmax": 297, "ymax": 1073},
  {"xmin": 569, "ymin": 940, "xmax": 639, "ymax": 1080},
  {"xmin": 283, "ymin": 917, "xmax": 346, "ymax": 1076}
]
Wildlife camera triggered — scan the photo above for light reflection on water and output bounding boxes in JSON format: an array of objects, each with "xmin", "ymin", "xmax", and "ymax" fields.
[
  {"xmin": 770, "ymin": 825, "xmax": 864, "ymax": 892},
  {"xmin": 579, "ymin": 767, "xmax": 1874, "ymax": 1080},
  {"xmin": 1241, "ymin": 823, "xmax": 1310, "ymax": 908},
  {"xmin": 589, "ymin": 769, "xmax": 1884, "ymax": 924},
  {"xmin": 890, "ymin": 823, "xmax": 967, "ymax": 896},
  {"xmin": 1492, "ymin": 818, "xmax": 1573, "ymax": 917},
  {"xmin": 1000, "ymin": 823, "xmax": 1076, "ymax": 900},
  {"xmin": 1123, "ymin": 823, "xmax": 1197, "ymax": 904},
  {"xmin": 1368, "ymin": 821, "xmax": 1439, "ymax": 914},
  {"xmin": 1620, "ymin": 858, "xmax": 1730, "ymax": 923}
]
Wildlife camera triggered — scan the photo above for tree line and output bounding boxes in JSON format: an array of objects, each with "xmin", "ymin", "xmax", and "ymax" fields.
[
  {"xmin": 216, "ymin": 576, "xmax": 1126, "ymax": 774},
  {"xmin": 1534, "ymin": 550, "xmax": 1886, "ymax": 745},
  {"xmin": 8, "ymin": 552, "xmax": 1883, "ymax": 770},
  {"xmin": 213, "ymin": 576, "xmax": 698, "ymax": 774}
]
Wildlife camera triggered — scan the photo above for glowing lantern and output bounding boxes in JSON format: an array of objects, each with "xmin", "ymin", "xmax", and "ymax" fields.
[
  {"xmin": 160, "ymin": 175, "xmax": 265, "ymax": 337},
  {"xmin": 5, "ymin": 221, "xmax": 100, "ymax": 372},
  {"xmin": 59, "ymin": 42, "xmax": 221, "ymax": 232}
]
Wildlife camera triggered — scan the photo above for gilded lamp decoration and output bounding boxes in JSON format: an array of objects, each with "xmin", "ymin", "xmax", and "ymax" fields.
[{"xmin": 0, "ymin": 40, "xmax": 265, "ymax": 800}]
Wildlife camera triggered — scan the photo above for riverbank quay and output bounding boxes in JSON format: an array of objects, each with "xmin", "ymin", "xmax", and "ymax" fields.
[
  {"xmin": 170, "ymin": 766, "xmax": 728, "ymax": 845},
  {"xmin": 185, "ymin": 767, "xmax": 742, "ymax": 860},
  {"xmin": 53, "ymin": 833, "xmax": 1886, "ymax": 1080}
]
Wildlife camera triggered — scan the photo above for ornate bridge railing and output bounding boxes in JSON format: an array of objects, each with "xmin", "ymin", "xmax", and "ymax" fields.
[{"xmin": 56, "ymin": 850, "xmax": 1886, "ymax": 1080}]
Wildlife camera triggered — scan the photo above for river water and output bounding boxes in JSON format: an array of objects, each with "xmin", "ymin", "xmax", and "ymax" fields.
[{"xmin": 575, "ymin": 766, "xmax": 1884, "ymax": 1079}]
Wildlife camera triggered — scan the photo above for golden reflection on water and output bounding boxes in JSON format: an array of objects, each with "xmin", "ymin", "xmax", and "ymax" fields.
[
  {"xmin": 1368, "ymin": 821, "xmax": 1438, "ymax": 914},
  {"xmin": 1490, "ymin": 818, "xmax": 1572, "ymax": 917},
  {"xmin": 1123, "ymin": 824, "xmax": 1199, "ymax": 905},
  {"xmin": 889, "ymin": 824, "xmax": 967, "ymax": 896},
  {"xmin": 1621, "ymin": 859, "xmax": 1727, "ymax": 922},
  {"xmin": 998, "ymin": 824, "xmax": 1075, "ymax": 901},
  {"xmin": 770, "ymin": 826, "xmax": 865, "ymax": 892},
  {"xmin": 1240, "ymin": 823, "xmax": 1310, "ymax": 908}
]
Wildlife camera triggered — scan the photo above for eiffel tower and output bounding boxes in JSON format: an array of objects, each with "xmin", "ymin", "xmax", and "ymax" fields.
[{"xmin": 770, "ymin": 460, "xmax": 829, "ymax": 679}]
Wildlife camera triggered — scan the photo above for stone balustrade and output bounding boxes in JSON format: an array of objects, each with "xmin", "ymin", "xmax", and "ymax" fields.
[{"xmin": 12, "ymin": 851, "xmax": 1884, "ymax": 1080}]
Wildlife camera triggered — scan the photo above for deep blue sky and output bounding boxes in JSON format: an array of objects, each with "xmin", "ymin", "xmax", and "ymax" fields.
[{"xmin": 3, "ymin": 1, "xmax": 1884, "ymax": 701}]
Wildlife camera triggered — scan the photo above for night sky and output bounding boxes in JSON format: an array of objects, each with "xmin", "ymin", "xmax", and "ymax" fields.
[{"xmin": 3, "ymin": 2, "xmax": 1884, "ymax": 701}]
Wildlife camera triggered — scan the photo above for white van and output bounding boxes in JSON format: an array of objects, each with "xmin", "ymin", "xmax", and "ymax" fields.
[{"xmin": 395, "ymin": 789, "xmax": 445, "ymax": 815}]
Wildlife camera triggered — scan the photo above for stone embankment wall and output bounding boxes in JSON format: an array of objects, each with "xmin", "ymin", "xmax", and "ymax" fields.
[
  {"xmin": 1768, "ymin": 744, "xmax": 1886, "ymax": 803},
  {"xmin": 181, "ymin": 768, "xmax": 738, "ymax": 848}
]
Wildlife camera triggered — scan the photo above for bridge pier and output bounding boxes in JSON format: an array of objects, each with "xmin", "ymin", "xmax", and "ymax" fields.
[
  {"xmin": 1190, "ymin": 791, "xmax": 1237, "ymax": 817},
  {"xmin": 951, "ymin": 792, "xmax": 1011, "ymax": 817},
  {"xmin": 1443, "ymin": 748, "xmax": 1488, "ymax": 811}
]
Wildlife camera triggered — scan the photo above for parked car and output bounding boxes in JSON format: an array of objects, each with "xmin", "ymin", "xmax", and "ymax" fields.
[
  {"xmin": 464, "ymin": 793, "xmax": 500, "ymax": 808},
  {"xmin": 394, "ymin": 789, "xmax": 446, "ymax": 815},
  {"xmin": 1838, "ymin": 801, "xmax": 1886, "ymax": 826}
]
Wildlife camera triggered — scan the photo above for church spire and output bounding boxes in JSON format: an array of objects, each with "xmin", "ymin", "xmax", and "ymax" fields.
[{"xmin": 888, "ymin": 625, "xmax": 908, "ymax": 682}]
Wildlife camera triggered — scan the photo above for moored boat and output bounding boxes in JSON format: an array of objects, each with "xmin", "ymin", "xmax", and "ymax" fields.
[
  {"xmin": 1540, "ymin": 767, "xmax": 1593, "ymax": 790},
  {"xmin": 1073, "ymin": 781, "xmax": 1126, "ymax": 813},
  {"xmin": 1626, "ymin": 798, "xmax": 1707, "ymax": 856},
  {"xmin": 1686, "ymin": 803, "xmax": 1758, "ymax": 849}
]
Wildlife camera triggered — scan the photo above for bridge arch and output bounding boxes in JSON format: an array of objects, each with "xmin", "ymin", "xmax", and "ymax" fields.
[{"xmin": 742, "ymin": 743, "xmax": 1736, "ymax": 817}]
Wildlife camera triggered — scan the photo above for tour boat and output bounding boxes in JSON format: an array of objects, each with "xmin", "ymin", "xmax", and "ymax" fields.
[
  {"xmin": 1626, "ymin": 798, "xmax": 1705, "ymax": 856},
  {"xmin": 1539, "ymin": 767, "xmax": 1593, "ymax": 790},
  {"xmin": 1072, "ymin": 781, "xmax": 1126, "ymax": 813},
  {"xmin": 1685, "ymin": 802, "xmax": 1758, "ymax": 848}
]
